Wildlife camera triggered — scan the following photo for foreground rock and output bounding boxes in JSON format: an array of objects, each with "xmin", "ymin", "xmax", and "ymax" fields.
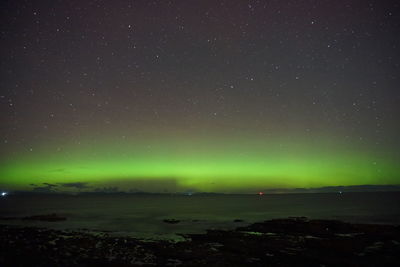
[{"xmin": 1, "ymin": 217, "xmax": 399, "ymax": 266}]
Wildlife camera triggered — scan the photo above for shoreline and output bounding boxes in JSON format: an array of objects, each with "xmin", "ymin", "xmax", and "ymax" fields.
[{"xmin": 1, "ymin": 217, "xmax": 399, "ymax": 266}]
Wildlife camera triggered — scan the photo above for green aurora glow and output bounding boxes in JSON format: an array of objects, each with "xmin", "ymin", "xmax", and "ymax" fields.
[
  {"xmin": 1, "ymin": 135, "xmax": 398, "ymax": 192},
  {"xmin": 1, "ymin": 1, "xmax": 400, "ymax": 193}
]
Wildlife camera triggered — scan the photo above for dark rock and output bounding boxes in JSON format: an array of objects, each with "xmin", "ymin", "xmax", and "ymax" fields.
[
  {"xmin": 1, "ymin": 217, "xmax": 399, "ymax": 266},
  {"xmin": 22, "ymin": 213, "xmax": 67, "ymax": 222},
  {"xmin": 163, "ymin": 219, "xmax": 180, "ymax": 224},
  {"xmin": 0, "ymin": 216, "xmax": 18, "ymax": 221},
  {"xmin": 0, "ymin": 213, "xmax": 67, "ymax": 222}
]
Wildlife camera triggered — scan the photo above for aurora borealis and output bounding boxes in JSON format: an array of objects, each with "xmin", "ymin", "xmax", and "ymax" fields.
[
  {"xmin": 1, "ymin": 0, "xmax": 400, "ymax": 193},
  {"xmin": 1, "ymin": 136, "xmax": 400, "ymax": 192}
]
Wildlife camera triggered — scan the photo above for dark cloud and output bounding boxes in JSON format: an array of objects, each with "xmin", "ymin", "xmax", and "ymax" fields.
[
  {"xmin": 94, "ymin": 178, "xmax": 182, "ymax": 193},
  {"xmin": 60, "ymin": 182, "xmax": 90, "ymax": 189},
  {"xmin": 31, "ymin": 183, "xmax": 58, "ymax": 193},
  {"xmin": 94, "ymin": 187, "xmax": 120, "ymax": 193},
  {"xmin": 43, "ymin": 183, "xmax": 58, "ymax": 187}
]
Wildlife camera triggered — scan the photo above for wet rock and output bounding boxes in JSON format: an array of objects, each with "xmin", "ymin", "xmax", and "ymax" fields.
[
  {"xmin": 166, "ymin": 258, "xmax": 182, "ymax": 266},
  {"xmin": 1, "ymin": 217, "xmax": 399, "ymax": 266},
  {"xmin": 163, "ymin": 219, "xmax": 180, "ymax": 224}
]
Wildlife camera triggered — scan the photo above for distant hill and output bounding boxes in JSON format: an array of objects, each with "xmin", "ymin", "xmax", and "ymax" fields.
[
  {"xmin": 5, "ymin": 184, "xmax": 400, "ymax": 196},
  {"xmin": 263, "ymin": 185, "xmax": 400, "ymax": 194}
]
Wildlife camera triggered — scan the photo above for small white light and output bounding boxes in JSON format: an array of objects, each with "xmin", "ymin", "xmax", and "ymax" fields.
[{"xmin": 1, "ymin": 192, "xmax": 7, "ymax": 196}]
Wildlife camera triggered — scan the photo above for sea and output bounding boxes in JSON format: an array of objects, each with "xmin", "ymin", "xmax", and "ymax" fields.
[{"xmin": 1, "ymin": 192, "xmax": 399, "ymax": 240}]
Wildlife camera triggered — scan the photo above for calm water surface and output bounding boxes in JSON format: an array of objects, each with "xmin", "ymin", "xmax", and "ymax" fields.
[{"xmin": 1, "ymin": 192, "xmax": 399, "ymax": 239}]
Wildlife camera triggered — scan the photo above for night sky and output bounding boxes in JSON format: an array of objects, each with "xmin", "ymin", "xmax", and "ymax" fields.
[{"xmin": 1, "ymin": 0, "xmax": 399, "ymax": 193}]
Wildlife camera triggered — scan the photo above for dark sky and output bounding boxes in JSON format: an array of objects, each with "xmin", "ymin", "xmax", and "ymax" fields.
[{"xmin": 1, "ymin": 0, "xmax": 399, "ymax": 193}]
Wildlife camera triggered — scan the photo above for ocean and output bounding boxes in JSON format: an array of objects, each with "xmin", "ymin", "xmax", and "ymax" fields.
[{"xmin": 1, "ymin": 192, "xmax": 399, "ymax": 240}]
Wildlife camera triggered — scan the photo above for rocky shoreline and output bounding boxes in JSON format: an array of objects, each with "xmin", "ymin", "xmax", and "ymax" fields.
[{"xmin": 1, "ymin": 217, "xmax": 399, "ymax": 266}]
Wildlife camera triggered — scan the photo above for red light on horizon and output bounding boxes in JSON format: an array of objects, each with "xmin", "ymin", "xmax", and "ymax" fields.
[{"xmin": 258, "ymin": 192, "xmax": 264, "ymax": 196}]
